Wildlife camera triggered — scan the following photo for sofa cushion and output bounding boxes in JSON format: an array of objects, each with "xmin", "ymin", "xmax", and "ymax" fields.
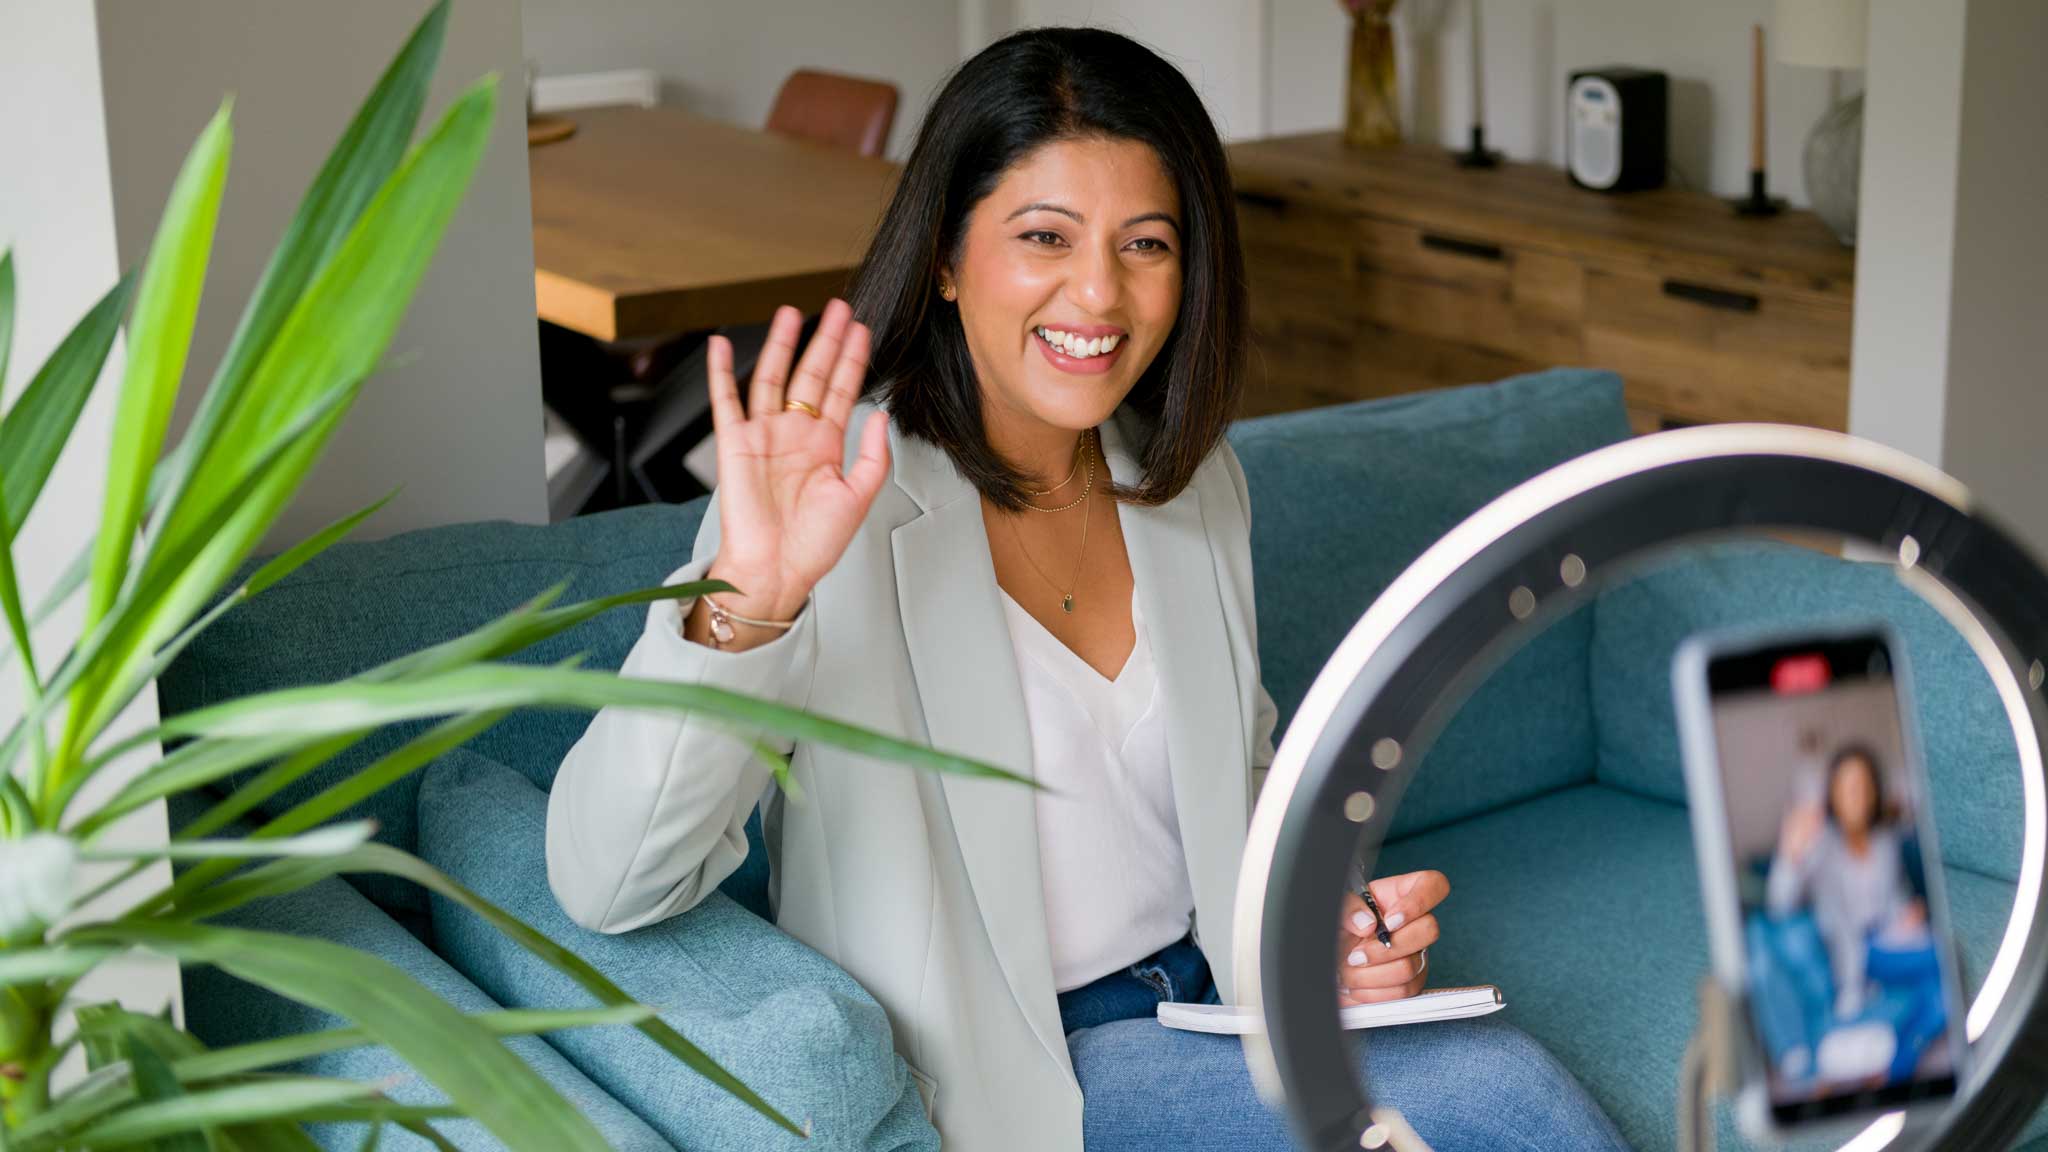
[
  {"xmin": 1587, "ymin": 542, "xmax": 2025, "ymax": 882},
  {"xmin": 416, "ymin": 749, "xmax": 937, "ymax": 1152},
  {"xmin": 1378, "ymin": 783, "xmax": 2042, "ymax": 1152},
  {"xmin": 155, "ymin": 499, "xmax": 712, "ymax": 918},
  {"xmin": 1229, "ymin": 369, "xmax": 1629, "ymax": 836},
  {"xmin": 181, "ymin": 872, "xmax": 673, "ymax": 1151}
]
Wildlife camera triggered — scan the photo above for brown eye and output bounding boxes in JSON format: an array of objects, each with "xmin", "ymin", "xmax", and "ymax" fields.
[
  {"xmin": 1128, "ymin": 237, "xmax": 1170, "ymax": 254},
  {"xmin": 1021, "ymin": 230, "xmax": 1064, "ymax": 246}
]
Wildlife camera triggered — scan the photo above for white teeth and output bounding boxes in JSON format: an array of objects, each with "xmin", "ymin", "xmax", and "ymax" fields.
[{"xmin": 1036, "ymin": 327, "xmax": 1122, "ymax": 359}]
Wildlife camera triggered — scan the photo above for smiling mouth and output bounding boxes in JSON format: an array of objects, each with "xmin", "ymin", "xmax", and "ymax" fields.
[{"xmin": 1033, "ymin": 326, "xmax": 1125, "ymax": 360}]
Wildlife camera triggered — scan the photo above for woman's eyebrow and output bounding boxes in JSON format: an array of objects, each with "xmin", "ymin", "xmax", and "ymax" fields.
[{"xmin": 1004, "ymin": 201, "xmax": 1182, "ymax": 234}]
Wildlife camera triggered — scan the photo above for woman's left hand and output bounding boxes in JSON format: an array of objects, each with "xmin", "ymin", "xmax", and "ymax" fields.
[{"xmin": 1336, "ymin": 870, "xmax": 1448, "ymax": 1006}]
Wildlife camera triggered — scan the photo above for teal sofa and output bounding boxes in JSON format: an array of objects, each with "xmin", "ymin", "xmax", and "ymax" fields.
[{"xmin": 158, "ymin": 368, "xmax": 2041, "ymax": 1151}]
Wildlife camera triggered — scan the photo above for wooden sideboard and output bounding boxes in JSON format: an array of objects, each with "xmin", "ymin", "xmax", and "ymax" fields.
[{"xmin": 1226, "ymin": 135, "xmax": 1856, "ymax": 433}]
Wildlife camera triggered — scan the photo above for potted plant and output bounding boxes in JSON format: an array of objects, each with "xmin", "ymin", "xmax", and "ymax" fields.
[{"xmin": 0, "ymin": 4, "xmax": 1018, "ymax": 1148}]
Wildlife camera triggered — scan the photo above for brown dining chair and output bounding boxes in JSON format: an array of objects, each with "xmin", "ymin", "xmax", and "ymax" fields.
[{"xmin": 766, "ymin": 68, "xmax": 900, "ymax": 158}]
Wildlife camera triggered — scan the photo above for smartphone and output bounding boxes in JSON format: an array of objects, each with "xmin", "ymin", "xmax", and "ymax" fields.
[{"xmin": 1675, "ymin": 623, "xmax": 1968, "ymax": 1140}]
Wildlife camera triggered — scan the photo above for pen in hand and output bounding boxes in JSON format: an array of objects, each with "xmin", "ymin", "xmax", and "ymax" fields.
[{"xmin": 1358, "ymin": 886, "xmax": 1395, "ymax": 949}]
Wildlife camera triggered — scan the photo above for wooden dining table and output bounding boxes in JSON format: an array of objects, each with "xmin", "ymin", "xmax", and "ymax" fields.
[{"xmin": 528, "ymin": 104, "xmax": 902, "ymax": 343}]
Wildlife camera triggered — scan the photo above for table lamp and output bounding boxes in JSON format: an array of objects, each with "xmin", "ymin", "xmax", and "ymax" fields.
[{"xmin": 1776, "ymin": 0, "xmax": 1869, "ymax": 245}]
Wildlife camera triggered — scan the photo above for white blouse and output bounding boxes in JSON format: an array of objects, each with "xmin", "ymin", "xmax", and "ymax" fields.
[{"xmin": 998, "ymin": 584, "xmax": 1196, "ymax": 993}]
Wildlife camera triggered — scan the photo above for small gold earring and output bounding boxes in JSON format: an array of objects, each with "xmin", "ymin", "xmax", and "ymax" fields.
[{"xmin": 940, "ymin": 282, "xmax": 957, "ymax": 301}]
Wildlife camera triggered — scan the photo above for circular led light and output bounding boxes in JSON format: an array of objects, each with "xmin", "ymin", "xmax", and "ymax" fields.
[{"xmin": 1232, "ymin": 425, "xmax": 2048, "ymax": 1152}]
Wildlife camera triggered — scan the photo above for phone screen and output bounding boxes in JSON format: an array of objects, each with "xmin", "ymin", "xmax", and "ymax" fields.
[{"xmin": 1704, "ymin": 633, "xmax": 1962, "ymax": 1123}]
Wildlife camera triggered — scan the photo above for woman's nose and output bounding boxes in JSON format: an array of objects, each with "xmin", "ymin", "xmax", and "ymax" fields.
[{"xmin": 1066, "ymin": 241, "xmax": 1123, "ymax": 314}]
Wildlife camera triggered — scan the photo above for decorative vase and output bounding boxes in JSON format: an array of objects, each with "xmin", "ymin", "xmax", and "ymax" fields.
[
  {"xmin": 1344, "ymin": 0, "xmax": 1402, "ymax": 149},
  {"xmin": 1804, "ymin": 90, "xmax": 1863, "ymax": 246}
]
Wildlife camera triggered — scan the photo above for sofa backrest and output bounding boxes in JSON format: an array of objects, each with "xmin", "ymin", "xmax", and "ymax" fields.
[
  {"xmin": 1228, "ymin": 368, "xmax": 1633, "ymax": 838},
  {"xmin": 1585, "ymin": 542, "xmax": 2025, "ymax": 883},
  {"xmin": 156, "ymin": 501, "xmax": 712, "ymax": 920}
]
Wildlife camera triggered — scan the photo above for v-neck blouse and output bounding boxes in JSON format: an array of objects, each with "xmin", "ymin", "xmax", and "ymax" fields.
[{"xmin": 998, "ymin": 584, "xmax": 1195, "ymax": 993}]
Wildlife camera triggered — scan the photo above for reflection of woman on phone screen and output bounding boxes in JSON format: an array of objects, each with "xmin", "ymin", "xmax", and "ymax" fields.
[{"xmin": 1768, "ymin": 745, "xmax": 1922, "ymax": 1018}]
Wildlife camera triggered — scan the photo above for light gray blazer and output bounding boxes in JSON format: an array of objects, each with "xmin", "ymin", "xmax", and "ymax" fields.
[{"xmin": 547, "ymin": 400, "xmax": 1279, "ymax": 1151}]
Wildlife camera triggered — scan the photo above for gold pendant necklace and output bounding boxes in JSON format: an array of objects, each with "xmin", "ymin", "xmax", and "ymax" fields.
[{"xmin": 1007, "ymin": 435, "xmax": 1095, "ymax": 612}]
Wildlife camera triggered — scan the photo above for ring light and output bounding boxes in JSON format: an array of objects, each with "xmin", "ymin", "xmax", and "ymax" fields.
[{"xmin": 1232, "ymin": 425, "xmax": 2048, "ymax": 1152}]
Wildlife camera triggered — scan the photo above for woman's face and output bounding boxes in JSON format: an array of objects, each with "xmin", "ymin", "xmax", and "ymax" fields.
[
  {"xmin": 1829, "ymin": 754, "xmax": 1879, "ymax": 834},
  {"xmin": 943, "ymin": 134, "xmax": 1183, "ymax": 444}
]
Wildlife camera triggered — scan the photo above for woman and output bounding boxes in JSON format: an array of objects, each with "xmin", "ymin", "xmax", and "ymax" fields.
[
  {"xmin": 548, "ymin": 27, "xmax": 1626, "ymax": 1151},
  {"xmin": 1769, "ymin": 745, "xmax": 1923, "ymax": 1020}
]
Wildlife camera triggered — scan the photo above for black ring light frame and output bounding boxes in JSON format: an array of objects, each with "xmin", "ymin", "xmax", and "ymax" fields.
[{"xmin": 1232, "ymin": 425, "xmax": 2048, "ymax": 1152}]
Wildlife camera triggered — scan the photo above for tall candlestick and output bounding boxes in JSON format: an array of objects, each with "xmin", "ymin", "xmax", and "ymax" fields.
[
  {"xmin": 1470, "ymin": 0, "xmax": 1484, "ymax": 131},
  {"xmin": 1750, "ymin": 22, "xmax": 1766, "ymax": 172},
  {"xmin": 1733, "ymin": 20, "xmax": 1784, "ymax": 215},
  {"xmin": 1455, "ymin": 0, "xmax": 1499, "ymax": 167}
]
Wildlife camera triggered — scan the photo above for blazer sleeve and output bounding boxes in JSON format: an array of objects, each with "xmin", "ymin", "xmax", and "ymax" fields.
[
  {"xmin": 546, "ymin": 496, "xmax": 820, "ymax": 933},
  {"xmin": 1220, "ymin": 441, "xmax": 1282, "ymax": 779}
]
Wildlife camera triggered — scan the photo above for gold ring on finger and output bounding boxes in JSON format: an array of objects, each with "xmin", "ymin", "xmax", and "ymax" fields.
[{"xmin": 783, "ymin": 399, "xmax": 822, "ymax": 419}]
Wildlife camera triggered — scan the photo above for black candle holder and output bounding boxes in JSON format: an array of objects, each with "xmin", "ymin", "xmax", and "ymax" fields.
[
  {"xmin": 1731, "ymin": 169, "xmax": 1785, "ymax": 216},
  {"xmin": 1455, "ymin": 124, "xmax": 1501, "ymax": 169}
]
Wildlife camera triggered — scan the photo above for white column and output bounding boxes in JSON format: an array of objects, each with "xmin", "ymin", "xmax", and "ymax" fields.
[{"xmin": 1850, "ymin": 0, "xmax": 2048, "ymax": 556}]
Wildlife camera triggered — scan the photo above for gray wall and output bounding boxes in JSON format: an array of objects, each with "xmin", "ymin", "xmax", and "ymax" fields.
[
  {"xmin": 94, "ymin": 0, "xmax": 548, "ymax": 546},
  {"xmin": 520, "ymin": 0, "xmax": 964, "ymax": 162}
]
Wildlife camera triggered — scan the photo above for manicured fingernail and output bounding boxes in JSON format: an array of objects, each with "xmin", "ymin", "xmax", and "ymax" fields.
[
  {"xmin": 1352, "ymin": 911, "xmax": 1373, "ymax": 934},
  {"xmin": 1384, "ymin": 912, "xmax": 1406, "ymax": 932},
  {"xmin": 1347, "ymin": 949, "xmax": 1367, "ymax": 967}
]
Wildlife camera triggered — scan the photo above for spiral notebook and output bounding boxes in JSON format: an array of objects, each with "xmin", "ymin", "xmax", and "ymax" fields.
[{"xmin": 1156, "ymin": 985, "xmax": 1504, "ymax": 1035}]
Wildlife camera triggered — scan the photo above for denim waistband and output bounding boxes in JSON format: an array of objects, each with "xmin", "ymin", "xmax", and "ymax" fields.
[{"xmin": 1057, "ymin": 933, "xmax": 1221, "ymax": 1036}]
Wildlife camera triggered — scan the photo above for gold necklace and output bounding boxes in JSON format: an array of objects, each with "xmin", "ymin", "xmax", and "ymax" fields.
[
  {"xmin": 1022, "ymin": 430, "xmax": 1095, "ymax": 513},
  {"xmin": 1023, "ymin": 433, "xmax": 1086, "ymax": 496},
  {"xmin": 1006, "ymin": 444, "xmax": 1094, "ymax": 612}
]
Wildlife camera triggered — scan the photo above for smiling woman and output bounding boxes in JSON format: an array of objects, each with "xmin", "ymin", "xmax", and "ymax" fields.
[{"xmin": 545, "ymin": 25, "xmax": 1628, "ymax": 1152}]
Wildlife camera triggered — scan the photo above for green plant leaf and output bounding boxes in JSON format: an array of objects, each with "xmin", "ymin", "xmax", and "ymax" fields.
[
  {"xmin": 140, "ymin": 663, "xmax": 1031, "ymax": 786},
  {"xmin": 146, "ymin": 0, "xmax": 448, "ymax": 561},
  {"xmin": 244, "ymin": 486, "xmax": 397, "ymax": 599},
  {"xmin": 61, "ymin": 1075, "xmax": 392, "ymax": 1149},
  {"xmin": 171, "ymin": 1005, "xmax": 656, "ymax": 1083},
  {"xmin": 64, "ymin": 920, "xmax": 614, "ymax": 1152},
  {"xmin": 120, "ymin": 1033, "xmax": 212, "ymax": 1152},
  {"xmin": 84, "ymin": 99, "xmax": 232, "ymax": 632},
  {"xmin": 46, "ymin": 377, "xmax": 368, "ymax": 816},
  {"xmin": 137, "ymin": 76, "xmax": 498, "ymax": 677},
  {"xmin": 81, "ymin": 819, "xmax": 375, "ymax": 861},
  {"xmin": 0, "ymin": 945, "xmax": 120, "ymax": 989},
  {"xmin": 0, "ymin": 274, "xmax": 134, "ymax": 538},
  {"xmin": 0, "ymin": 466, "xmax": 36, "ymax": 685},
  {"xmin": 0, "ymin": 247, "xmax": 14, "ymax": 390},
  {"xmin": 158, "ymin": 843, "xmax": 805, "ymax": 1137}
]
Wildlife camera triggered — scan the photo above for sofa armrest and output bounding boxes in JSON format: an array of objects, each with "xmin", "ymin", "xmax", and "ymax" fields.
[{"xmin": 182, "ymin": 871, "xmax": 674, "ymax": 1151}]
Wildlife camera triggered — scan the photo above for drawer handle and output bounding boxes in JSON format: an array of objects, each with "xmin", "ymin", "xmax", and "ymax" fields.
[
  {"xmin": 1662, "ymin": 279, "xmax": 1760, "ymax": 313},
  {"xmin": 1419, "ymin": 232, "xmax": 1504, "ymax": 261},
  {"xmin": 1236, "ymin": 190, "xmax": 1288, "ymax": 211}
]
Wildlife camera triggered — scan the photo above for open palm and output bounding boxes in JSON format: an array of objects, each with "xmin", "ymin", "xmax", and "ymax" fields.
[{"xmin": 705, "ymin": 298, "xmax": 891, "ymax": 618}]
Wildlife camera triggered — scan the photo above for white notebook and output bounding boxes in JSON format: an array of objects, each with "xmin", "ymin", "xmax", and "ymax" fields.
[{"xmin": 1156, "ymin": 985, "xmax": 1504, "ymax": 1035}]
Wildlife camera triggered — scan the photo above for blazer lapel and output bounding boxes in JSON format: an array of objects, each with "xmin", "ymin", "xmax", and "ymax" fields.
[
  {"xmin": 1098, "ymin": 413, "xmax": 1252, "ymax": 1000},
  {"xmin": 888, "ymin": 423, "xmax": 1072, "ymax": 1076}
]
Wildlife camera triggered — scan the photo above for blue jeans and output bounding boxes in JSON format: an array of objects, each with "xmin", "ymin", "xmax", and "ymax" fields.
[{"xmin": 1062, "ymin": 935, "xmax": 1632, "ymax": 1151}]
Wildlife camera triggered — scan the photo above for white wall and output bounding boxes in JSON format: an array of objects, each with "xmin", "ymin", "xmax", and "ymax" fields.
[
  {"xmin": 94, "ymin": 0, "xmax": 548, "ymax": 546},
  {"xmin": 1844, "ymin": 0, "xmax": 1963, "ymax": 466},
  {"xmin": 1266, "ymin": 0, "xmax": 1849, "ymax": 205},
  {"xmin": 1939, "ymin": 0, "xmax": 2048, "ymax": 563},
  {"xmin": 1007, "ymin": 0, "xmax": 1268, "ymax": 142},
  {"xmin": 0, "ymin": 0, "xmax": 178, "ymax": 1061},
  {"xmin": 520, "ymin": 0, "xmax": 964, "ymax": 162},
  {"xmin": 1846, "ymin": 0, "xmax": 2048, "ymax": 559}
]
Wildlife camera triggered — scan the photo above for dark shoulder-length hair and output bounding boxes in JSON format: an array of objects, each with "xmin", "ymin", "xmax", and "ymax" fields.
[{"xmin": 847, "ymin": 26, "xmax": 1246, "ymax": 510}]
